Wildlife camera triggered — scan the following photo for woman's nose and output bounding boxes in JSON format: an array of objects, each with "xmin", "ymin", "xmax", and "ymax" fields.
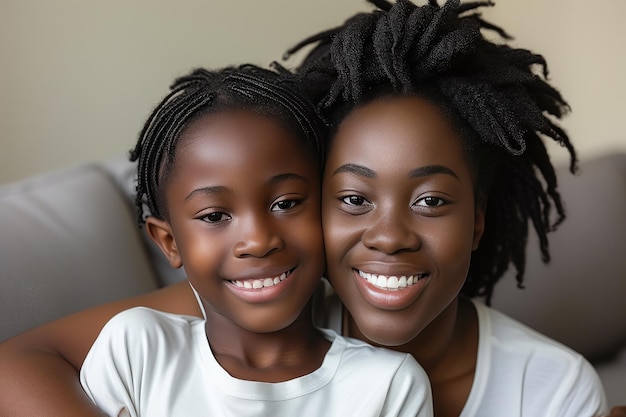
[{"xmin": 361, "ymin": 208, "xmax": 421, "ymax": 255}]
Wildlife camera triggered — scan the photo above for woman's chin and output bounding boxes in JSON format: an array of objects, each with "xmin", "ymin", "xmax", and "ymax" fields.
[{"xmin": 353, "ymin": 316, "xmax": 423, "ymax": 348}]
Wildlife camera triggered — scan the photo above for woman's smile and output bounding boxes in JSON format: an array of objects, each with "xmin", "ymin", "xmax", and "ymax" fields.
[
  {"xmin": 352, "ymin": 268, "xmax": 432, "ymax": 311},
  {"xmin": 322, "ymin": 95, "xmax": 484, "ymax": 345}
]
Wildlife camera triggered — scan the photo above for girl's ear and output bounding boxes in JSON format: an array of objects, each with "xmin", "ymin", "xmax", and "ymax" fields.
[
  {"xmin": 472, "ymin": 200, "xmax": 486, "ymax": 251},
  {"xmin": 145, "ymin": 216, "xmax": 183, "ymax": 269}
]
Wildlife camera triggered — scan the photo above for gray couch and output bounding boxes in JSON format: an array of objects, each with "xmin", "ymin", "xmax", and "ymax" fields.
[{"xmin": 1, "ymin": 152, "xmax": 625, "ymax": 404}]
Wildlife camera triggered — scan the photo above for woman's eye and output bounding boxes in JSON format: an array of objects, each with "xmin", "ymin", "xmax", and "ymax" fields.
[
  {"xmin": 341, "ymin": 195, "xmax": 367, "ymax": 206},
  {"xmin": 414, "ymin": 196, "xmax": 448, "ymax": 208},
  {"xmin": 271, "ymin": 199, "xmax": 299, "ymax": 212},
  {"xmin": 201, "ymin": 212, "xmax": 231, "ymax": 223}
]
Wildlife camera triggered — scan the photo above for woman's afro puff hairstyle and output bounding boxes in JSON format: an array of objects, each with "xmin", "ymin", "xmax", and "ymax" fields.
[
  {"xmin": 129, "ymin": 64, "xmax": 326, "ymax": 226},
  {"xmin": 286, "ymin": 0, "xmax": 577, "ymax": 303}
]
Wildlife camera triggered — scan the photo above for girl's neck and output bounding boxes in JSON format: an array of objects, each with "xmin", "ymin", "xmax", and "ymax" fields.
[{"xmin": 204, "ymin": 302, "xmax": 330, "ymax": 383}]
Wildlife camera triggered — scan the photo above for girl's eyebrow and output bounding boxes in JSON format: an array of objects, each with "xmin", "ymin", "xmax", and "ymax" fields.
[
  {"xmin": 409, "ymin": 165, "xmax": 459, "ymax": 179},
  {"xmin": 184, "ymin": 173, "xmax": 308, "ymax": 201},
  {"xmin": 268, "ymin": 173, "xmax": 309, "ymax": 186},
  {"xmin": 185, "ymin": 186, "xmax": 227, "ymax": 201}
]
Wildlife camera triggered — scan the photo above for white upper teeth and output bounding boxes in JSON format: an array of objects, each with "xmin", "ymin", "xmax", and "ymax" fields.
[
  {"xmin": 231, "ymin": 271, "xmax": 289, "ymax": 289},
  {"xmin": 358, "ymin": 270, "xmax": 423, "ymax": 290}
]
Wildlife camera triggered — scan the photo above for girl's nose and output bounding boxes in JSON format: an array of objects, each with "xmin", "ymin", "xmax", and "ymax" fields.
[
  {"xmin": 233, "ymin": 215, "xmax": 284, "ymax": 258},
  {"xmin": 362, "ymin": 209, "xmax": 421, "ymax": 255}
]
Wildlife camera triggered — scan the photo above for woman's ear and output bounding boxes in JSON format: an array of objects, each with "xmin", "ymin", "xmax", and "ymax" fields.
[
  {"xmin": 145, "ymin": 216, "xmax": 183, "ymax": 268},
  {"xmin": 472, "ymin": 199, "xmax": 486, "ymax": 251}
]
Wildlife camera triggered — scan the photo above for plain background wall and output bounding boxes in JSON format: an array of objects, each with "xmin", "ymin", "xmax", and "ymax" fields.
[{"xmin": 1, "ymin": 0, "xmax": 625, "ymax": 184}]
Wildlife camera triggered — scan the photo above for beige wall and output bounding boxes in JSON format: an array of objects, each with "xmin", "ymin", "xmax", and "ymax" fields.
[
  {"xmin": 482, "ymin": 0, "xmax": 626, "ymax": 166},
  {"xmin": 1, "ymin": 0, "xmax": 624, "ymax": 184}
]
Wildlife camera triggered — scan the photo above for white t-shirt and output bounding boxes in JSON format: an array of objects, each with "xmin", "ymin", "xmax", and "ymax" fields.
[
  {"xmin": 460, "ymin": 300, "xmax": 607, "ymax": 417},
  {"xmin": 80, "ymin": 307, "xmax": 433, "ymax": 417},
  {"xmin": 317, "ymin": 289, "xmax": 608, "ymax": 417}
]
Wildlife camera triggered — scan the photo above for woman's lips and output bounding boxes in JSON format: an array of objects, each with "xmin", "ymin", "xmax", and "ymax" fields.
[
  {"xmin": 351, "ymin": 268, "xmax": 430, "ymax": 310},
  {"xmin": 356, "ymin": 269, "xmax": 427, "ymax": 290}
]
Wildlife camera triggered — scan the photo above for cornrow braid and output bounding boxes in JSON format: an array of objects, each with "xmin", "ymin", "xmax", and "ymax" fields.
[
  {"xmin": 129, "ymin": 64, "xmax": 326, "ymax": 225},
  {"xmin": 287, "ymin": 0, "xmax": 576, "ymax": 303}
]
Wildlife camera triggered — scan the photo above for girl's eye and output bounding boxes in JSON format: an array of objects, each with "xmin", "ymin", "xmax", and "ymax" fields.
[
  {"xmin": 341, "ymin": 195, "xmax": 367, "ymax": 206},
  {"xmin": 200, "ymin": 212, "xmax": 231, "ymax": 223},
  {"xmin": 271, "ymin": 199, "xmax": 299, "ymax": 212},
  {"xmin": 414, "ymin": 196, "xmax": 448, "ymax": 208}
]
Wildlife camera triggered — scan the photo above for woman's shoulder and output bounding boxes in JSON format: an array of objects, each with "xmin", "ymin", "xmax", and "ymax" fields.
[
  {"xmin": 473, "ymin": 299, "xmax": 582, "ymax": 358},
  {"xmin": 468, "ymin": 299, "xmax": 607, "ymax": 416}
]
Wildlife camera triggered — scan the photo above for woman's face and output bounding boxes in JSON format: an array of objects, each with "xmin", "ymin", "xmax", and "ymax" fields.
[{"xmin": 322, "ymin": 96, "xmax": 485, "ymax": 346}]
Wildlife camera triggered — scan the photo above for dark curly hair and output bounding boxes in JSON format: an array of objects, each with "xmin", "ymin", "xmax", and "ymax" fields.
[
  {"xmin": 129, "ymin": 64, "xmax": 326, "ymax": 225},
  {"xmin": 285, "ymin": 0, "xmax": 576, "ymax": 303}
]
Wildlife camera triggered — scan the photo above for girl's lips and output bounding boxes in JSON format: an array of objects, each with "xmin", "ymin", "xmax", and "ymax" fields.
[
  {"xmin": 228, "ymin": 269, "xmax": 292, "ymax": 289},
  {"xmin": 225, "ymin": 268, "xmax": 296, "ymax": 303},
  {"xmin": 351, "ymin": 268, "xmax": 430, "ymax": 311}
]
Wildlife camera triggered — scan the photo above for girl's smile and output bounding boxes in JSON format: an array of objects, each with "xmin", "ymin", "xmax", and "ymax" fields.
[
  {"xmin": 147, "ymin": 109, "xmax": 325, "ymax": 335},
  {"xmin": 225, "ymin": 267, "xmax": 298, "ymax": 304}
]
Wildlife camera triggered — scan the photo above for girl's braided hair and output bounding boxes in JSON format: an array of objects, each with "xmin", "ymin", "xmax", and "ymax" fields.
[
  {"xmin": 286, "ymin": 0, "xmax": 576, "ymax": 303},
  {"xmin": 130, "ymin": 64, "xmax": 326, "ymax": 225}
]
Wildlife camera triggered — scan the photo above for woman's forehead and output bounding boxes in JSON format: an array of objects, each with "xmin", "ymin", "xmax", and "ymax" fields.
[{"xmin": 328, "ymin": 97, "xmax": 469, "ymax": 169}]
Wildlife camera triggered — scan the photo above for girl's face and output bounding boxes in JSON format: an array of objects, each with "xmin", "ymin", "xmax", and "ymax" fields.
[
  {"xmin": 147, "ymin": 110, "xmax": 324, "ymax": 334},
  {"xmin": 322, "ymin": 96, "xmax": 485, "ymax": 346}
]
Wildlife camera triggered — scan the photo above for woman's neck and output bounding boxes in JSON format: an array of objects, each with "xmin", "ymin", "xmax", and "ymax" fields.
[
  {"xmin": 346, "ymin": 297, "xmax": 479, "ymax": 417},
  {"xmin": 204, "ymin": 302, "xmax": 330, "ymax": 383}
]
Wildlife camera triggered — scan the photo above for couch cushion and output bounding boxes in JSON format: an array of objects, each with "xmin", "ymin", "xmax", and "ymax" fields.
[
  {"xmin": 489, "ymin": 153, "xmax": 626, "ymax": 362},
  {"xmin": 0, "ymin": 163, "xmax": 160, "ymax": 341}
]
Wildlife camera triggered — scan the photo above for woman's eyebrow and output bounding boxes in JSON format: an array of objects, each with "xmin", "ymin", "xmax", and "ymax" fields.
[
  {"xmin": 409, "ymin": 165, "xmax": 459, "ymax": 179},
  {"xmin": 331, "ymin": 163, "xmax": 376, "ymax": 179}
]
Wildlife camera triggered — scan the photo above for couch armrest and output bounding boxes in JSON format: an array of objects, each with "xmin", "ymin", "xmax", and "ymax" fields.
[{"xmin": 0, "ymin": 163, "xmax": 160, "ymax": 342}]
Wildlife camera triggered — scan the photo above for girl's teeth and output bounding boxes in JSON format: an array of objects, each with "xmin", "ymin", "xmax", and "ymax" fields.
[
  {"xmin": 231, "ymin": 271, "xmax": 290, "ymax": 289},
  {"xmin": 358, "ymin": 270, "xmax": 423, "ymax": 290}
]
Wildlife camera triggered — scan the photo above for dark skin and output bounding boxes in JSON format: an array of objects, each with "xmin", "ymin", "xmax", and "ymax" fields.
[
  {"xmin": 0, "ymin": 109, "xmax": 331, "ymax": 415},
  {"xmin": 323, "ymin": 97, "xmax": 483, "ymax": 417},
  {"xmin": 0, "ymin": 99, "xmax": 622, "ymax": 416},
  {"xmin": 0, "ymin": 283, "xmax": 200, "ymax": 416},
  {"xmin": 144, "ymin": 109, "xmax": 330, "ymax": 382},
  {"xmin": 324, "ymin": 96, "xmax": 624, "ymax": 417}
]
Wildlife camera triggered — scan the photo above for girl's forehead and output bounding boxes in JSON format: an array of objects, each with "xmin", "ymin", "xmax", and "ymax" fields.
[
  {"xmin": 179, "ymin": 111, "xmax": 305, "ymax": 155},
  {"xmin": 173, "ymin": 110, "xmax": 318, "ymax": 176}
]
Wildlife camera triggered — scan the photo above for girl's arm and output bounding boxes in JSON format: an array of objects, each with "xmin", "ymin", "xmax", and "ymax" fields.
[{"xmin": 0, "ymin": 281, "xmax": 201, "ymax": 417}]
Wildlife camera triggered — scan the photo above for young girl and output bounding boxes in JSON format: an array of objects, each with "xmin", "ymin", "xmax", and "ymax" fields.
[
  {"xmin": 75, "ymin": 64, "xmax": 432, "ymax": 416},
  {"xmin": 0, "ymin": 1, "xmax": 622, "ymax": 416}
]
